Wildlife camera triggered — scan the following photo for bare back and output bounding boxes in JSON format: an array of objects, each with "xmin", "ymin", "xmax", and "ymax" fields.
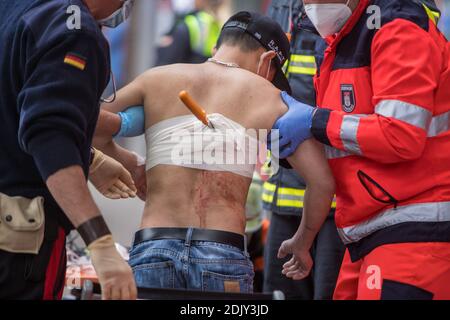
[{"xmin": 140, "ymin": 63, "xmax": 286, "ymax": 235}]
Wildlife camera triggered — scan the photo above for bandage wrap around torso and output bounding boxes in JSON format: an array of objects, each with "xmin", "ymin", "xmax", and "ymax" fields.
[{"xmin": 145, "ymin": 114, "xmax": 258, "ymax": 178}]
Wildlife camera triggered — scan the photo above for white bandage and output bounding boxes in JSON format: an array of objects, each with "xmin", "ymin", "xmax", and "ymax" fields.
[{"xmin": 145, "ymin": 113, "xmax": 258, "ymax": 178}]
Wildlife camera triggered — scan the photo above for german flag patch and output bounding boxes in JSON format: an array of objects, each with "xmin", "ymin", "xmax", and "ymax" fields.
[{"xmin": 64, "ymin": 53, "xmax": 87, "ymax": 70}]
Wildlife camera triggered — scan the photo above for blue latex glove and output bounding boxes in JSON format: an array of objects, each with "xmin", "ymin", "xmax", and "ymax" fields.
[
  {"xmin": 272, "ymin": 91, "xmax": 316, "ymax": 159},
  {"xmin": 115, "ymin": 106, "xmax": 145, "ymax": 137}
]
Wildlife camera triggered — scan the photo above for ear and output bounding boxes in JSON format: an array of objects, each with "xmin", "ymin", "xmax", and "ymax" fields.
[
  {"xmin": 264, "ymin": 50, "xmax": 277, "ymax": 61},
  {"xmin": 257, "ymin": 50, "xmax": 278, "ymax": 79},
  {"xmin": 211, "ymin": 46, "xmax": 218, "ymax": 56}
]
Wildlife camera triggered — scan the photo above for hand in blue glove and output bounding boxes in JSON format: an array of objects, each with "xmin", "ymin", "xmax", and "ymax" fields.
[
  {"xmin": 272, "ymin": 91, "xmax": 316, "ymax": 159},
  {"xmin": 115, "ymin": 106, "xmax": 145, "ymax": 138}
]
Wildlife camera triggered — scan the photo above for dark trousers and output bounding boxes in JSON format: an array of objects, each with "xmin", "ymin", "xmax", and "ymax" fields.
[
  {"xmin": 0, "ymin": 228, "xmax": 66, "ymax": 300},
  {"xmin": 263, "ymin": 212, "xmax": 345, "ymax": 300}
]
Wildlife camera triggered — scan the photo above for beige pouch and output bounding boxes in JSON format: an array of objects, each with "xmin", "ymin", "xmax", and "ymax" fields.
[{"xmin": 0, "ymin": 193, "xmax": 45, "ymax": 254}]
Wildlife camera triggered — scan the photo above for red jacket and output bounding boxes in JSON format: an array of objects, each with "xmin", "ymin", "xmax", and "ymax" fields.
[{"xmin": 311, "ymin": 0, "xmax": 450, "ymax": 261}]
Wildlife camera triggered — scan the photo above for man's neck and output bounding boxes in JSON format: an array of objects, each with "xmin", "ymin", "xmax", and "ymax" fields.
[{"xmin": 212, "ymin": 47, "xmax": 260, "ymax": 73}]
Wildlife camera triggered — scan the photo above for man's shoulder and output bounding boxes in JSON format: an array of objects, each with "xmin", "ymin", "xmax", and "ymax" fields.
[
  {"xmin": 235, "ymin": 68, "xmax": 281, "ymax": 95},
  {"xmin": 140, "ymin": 63, "xmax": 281, "ymax": 101},
  {"xmin": 139, "ymin": 63, "xmax": 189, "ymax": 83},
  {"xmin": 229, "ymin": 68, "xmax": 286, "ymax": 128},
  {"xmin": 21, "ymin": 0, "xmax": 105, "ymax": 49}
]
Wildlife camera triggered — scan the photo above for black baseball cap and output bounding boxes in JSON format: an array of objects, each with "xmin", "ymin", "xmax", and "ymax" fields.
[{"xmin": 222, "ymin": 11, "xmax": 292, "ymax": 94}]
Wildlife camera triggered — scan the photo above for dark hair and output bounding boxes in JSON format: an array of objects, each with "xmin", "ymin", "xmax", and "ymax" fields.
[{"xmin": 216, "ymin": 28, "xmax": 263, "ymax": 52}]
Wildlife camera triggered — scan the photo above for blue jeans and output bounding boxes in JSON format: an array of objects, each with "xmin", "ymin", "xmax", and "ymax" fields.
[{"xmin": 128, "ymin": 228, "xmax": 255, "ymax": 293}]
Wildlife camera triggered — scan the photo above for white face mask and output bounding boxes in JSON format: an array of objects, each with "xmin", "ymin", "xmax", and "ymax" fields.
[
  {"xmin": 304, "ymin": 0, "xmax": 352, "ymax": 38},
  {"xmin": 98, "ymin": 0, "xmax": 135, "ymax": 28}
]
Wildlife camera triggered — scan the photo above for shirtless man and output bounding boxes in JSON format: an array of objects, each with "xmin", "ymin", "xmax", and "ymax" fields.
[{"xmin": 95, "ymin": 11, "xmax": 335, "ymax": 293}]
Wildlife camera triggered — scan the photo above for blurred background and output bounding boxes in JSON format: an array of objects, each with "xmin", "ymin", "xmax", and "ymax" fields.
[{"xmin": 91, "ymin": 0, "xmax": 450, "ymax": 247}]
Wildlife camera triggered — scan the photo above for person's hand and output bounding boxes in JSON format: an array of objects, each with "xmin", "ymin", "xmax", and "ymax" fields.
[
  {"xmin": 88, "ymin": 235, "xmax": 137, "ymax": 300},
  {"xmin": 272, "ymin": 91, "xmax": 316, "ymax": 159},
  {"xmin": 89, "ymin": 148, "xmax": 137, "ymax": 199},
  {"xmin": 130, "ymin": 152, "xmax": 147, "ymax": 201},
  {"xmin": 277, "ymin": 236, "xmax": 313, "ymax": 280}
]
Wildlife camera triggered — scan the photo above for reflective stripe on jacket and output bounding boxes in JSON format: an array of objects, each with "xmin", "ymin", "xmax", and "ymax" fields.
[
  {"xmin": 184, "ymin": 11, "xmax": 220, "ymax": 57},
  {"xmin": 310, "ymin": 0, "xmax": 450, "ymax": 261}
]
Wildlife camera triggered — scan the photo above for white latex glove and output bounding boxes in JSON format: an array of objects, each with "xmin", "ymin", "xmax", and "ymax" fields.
[
  {"xmin": 88, "ymin": 235, "xmax": 137, "ymax": 300},
  {"xmin": 89, "ymin": 148, "xmax": 137, "ymax": 199}
]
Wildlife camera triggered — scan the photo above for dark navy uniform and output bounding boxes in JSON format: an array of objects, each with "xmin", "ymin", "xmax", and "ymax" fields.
[
  {"xmin": 262, "ymin": 0, "xmax": 344, "ymax": 300},
  {"xmin": 0, "ymin": 0, "xmax": 110, "ymax": 299}
]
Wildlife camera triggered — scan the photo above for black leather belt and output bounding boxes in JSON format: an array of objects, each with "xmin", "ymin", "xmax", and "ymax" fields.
[{"xmin": 133, "ymin": 228, "xmax": 246, "ymax": 251}]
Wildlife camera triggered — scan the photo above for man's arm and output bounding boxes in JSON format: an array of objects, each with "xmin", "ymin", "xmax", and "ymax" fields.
[
  {"xmin": 94, "ymin": 75, "xmax": 145, "ymax": 142},
  {"xmin": 277, "ymin": 138, "xmax": 335, "ymax": 280},
  {"xmin": 94, "ymin": 110, "xmax": 139, "ymax": 170}
]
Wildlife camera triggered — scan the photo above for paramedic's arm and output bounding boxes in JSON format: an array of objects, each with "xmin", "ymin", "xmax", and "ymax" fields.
[
  {"xmin": 277, "ymin": 139, "xmax": 335, "ymax": 280},
  {"xmin": 46, "ymin": 166, "xmax": 106, "ymax": 226},
  {"xmin": 18, "ymin": 31, "xmax": 136, "ymax": 299},
  {"xmin": 311, "ymin": 20, "xmax": 441, "ymax": 163},
  {"xmin": 47, "ymin": 166, "xmax": 137, "ymax": 299}
]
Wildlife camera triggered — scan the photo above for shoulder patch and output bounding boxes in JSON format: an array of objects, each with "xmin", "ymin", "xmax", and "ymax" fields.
[
  {"xmin": 64, "ymin": 52, "xmax": 86, "ymax": 70},
  {"xmin": 341, "ymin": 84, "xmax": 356, "ymax": 113}
]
